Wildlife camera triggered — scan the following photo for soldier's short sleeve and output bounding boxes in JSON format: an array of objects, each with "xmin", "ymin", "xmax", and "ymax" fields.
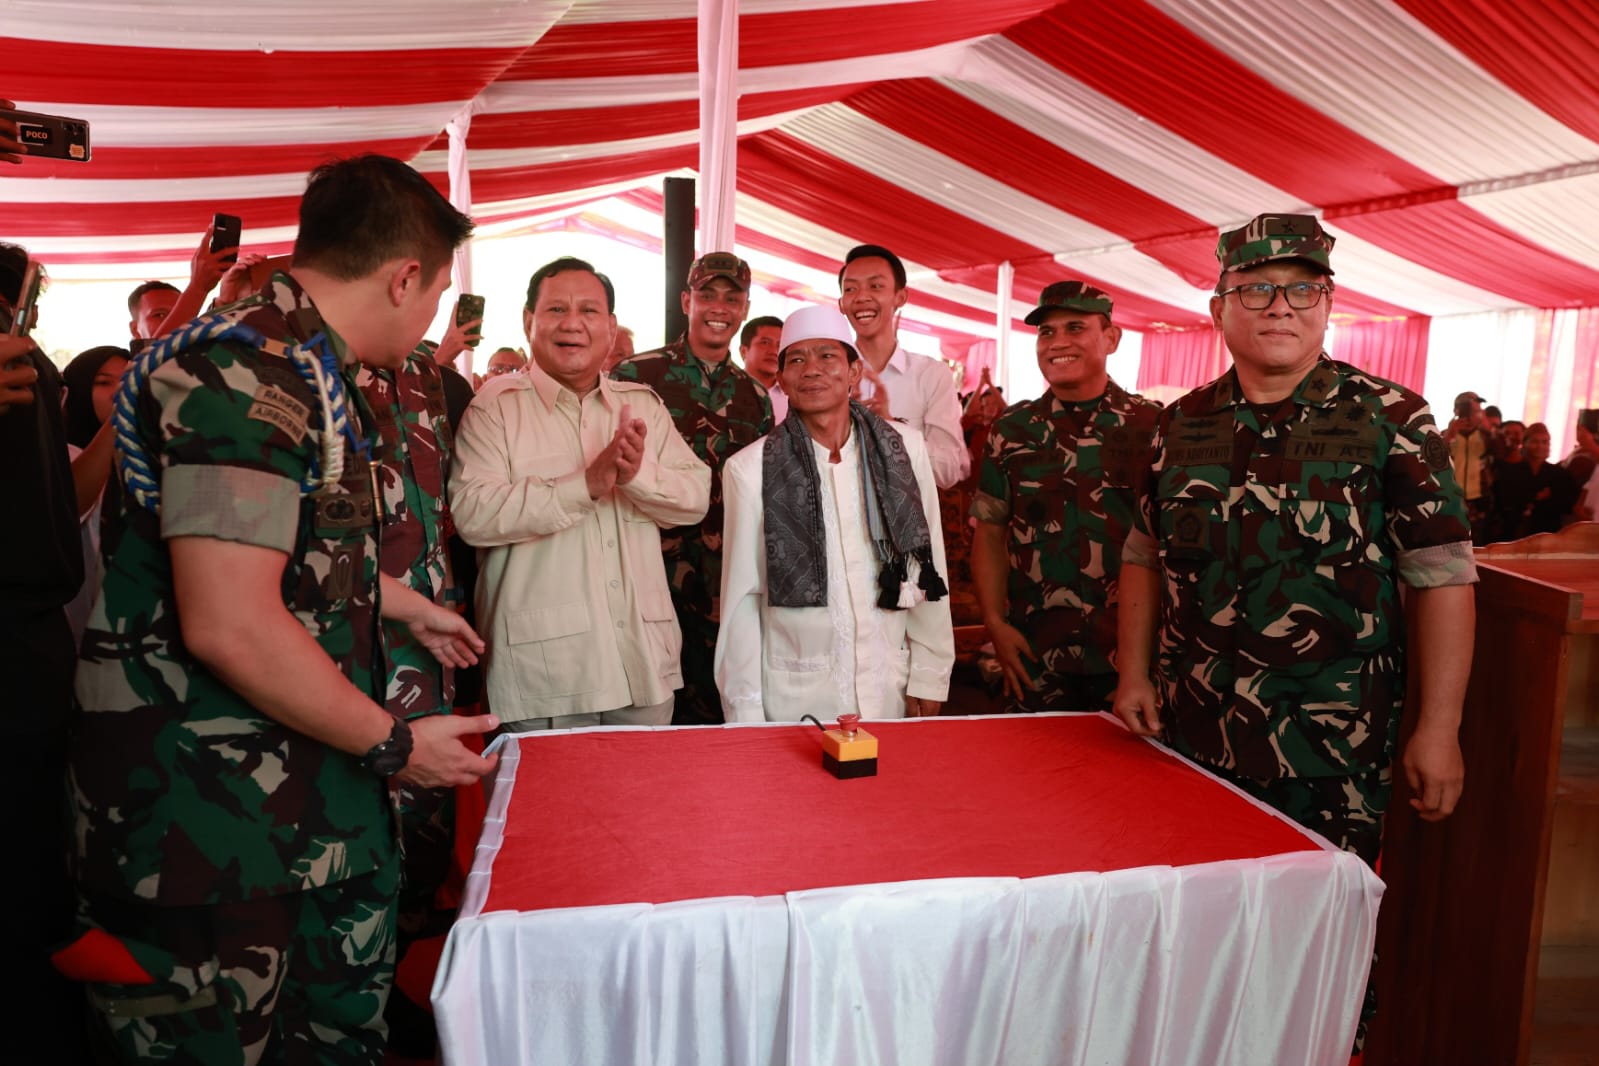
[
  {"xmin": 1383, "ymin": 400, "xmax": 1477, "ymax": 588},
  {"xmin": 969, "ymin": 418, "xmax": 1012, "ymax": 525},
  {"xmin": 1120, "ymin": 414, "xmax": 1164, "ymax": 571},
  {"xmin": 151, "ymin": 350, "xmax": 310, "ymax": 553}
]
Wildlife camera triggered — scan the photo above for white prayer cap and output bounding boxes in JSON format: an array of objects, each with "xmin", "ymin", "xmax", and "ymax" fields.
[{"xmin": 778, "ymin": 305, "xmax": 858, "ymax": 360}]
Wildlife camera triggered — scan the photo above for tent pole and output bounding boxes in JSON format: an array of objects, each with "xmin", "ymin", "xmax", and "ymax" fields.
[
  {"xmin": 445, "ymin": 101, "xmax": 476, "ymax": 376},
  {"xmin": 698, "ymin": 0, "xmax": 739, "ymax": 251},
  {"xmin": 663, "ymin": 177, "xmax": 695, "ymax": 342},
  {"xmin": 996, "ymin": 260, "xmax": 1014, "ymax": 396}
]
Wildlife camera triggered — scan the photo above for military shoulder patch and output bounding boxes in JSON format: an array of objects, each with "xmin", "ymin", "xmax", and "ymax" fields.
[
  {"xmin": 1421, "ymin": 431, "xmax": 1450, "ymax": 472},
  {"xmin": 247, "ymin": 384, "xmax": 311, "ymax": 445}
]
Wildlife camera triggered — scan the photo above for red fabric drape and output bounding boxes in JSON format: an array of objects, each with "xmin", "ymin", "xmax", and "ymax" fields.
[
  {"xmin": 1329, "ymin": 316, "xmax": 1431, "ymax": 393},
  {"xmin": 1136, "ymin": 328, "xmax": 1228, "ymax": 393}
]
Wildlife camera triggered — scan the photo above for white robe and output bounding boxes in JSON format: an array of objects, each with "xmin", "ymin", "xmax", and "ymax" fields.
[{"xmin": 715, "ymin": 421, "xmax": 955, "ymax": 722}]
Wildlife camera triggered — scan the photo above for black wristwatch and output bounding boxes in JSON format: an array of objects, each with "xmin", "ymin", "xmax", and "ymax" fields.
[{"xmin": 360, "ymin": 716, "xmax": 414, "ymax": 778}]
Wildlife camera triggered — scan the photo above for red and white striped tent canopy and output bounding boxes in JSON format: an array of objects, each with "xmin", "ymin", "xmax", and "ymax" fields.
[{"xmin": 5, "ymin": 0, "xmax": 1598, "ymax": 363}]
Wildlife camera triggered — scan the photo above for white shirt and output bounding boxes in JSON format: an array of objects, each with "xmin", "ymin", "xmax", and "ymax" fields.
[
  {"xmin": 864, "ymin": 343, "xmax": 969, "ymax": 488},
  {"xmin": 449, "ymin": 362, "xmax": 712, "ymax": 721},
  {"xmin": 766, "ymin": 382, "xmax": 788, "ymax": 424},
  {"xmin": 715, "ymin": 422, "xmax": 955, "ymax": 722}
]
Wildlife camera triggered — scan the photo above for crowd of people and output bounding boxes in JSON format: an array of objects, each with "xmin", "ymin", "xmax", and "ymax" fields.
[
  {"xmin": 6, "ymin": 114, "xmax": 1575, "ymax": 1062},
  {"xmin": 1442, "ymin": 393, "xmax": 1598, "ymax": 543}
]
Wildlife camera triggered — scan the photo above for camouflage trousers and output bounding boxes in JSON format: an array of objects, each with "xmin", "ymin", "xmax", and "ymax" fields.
[
  {"xmin": 1006, "ymin": 669, "xmax": 1117, "ymax": 715},
  {"xmin": 1212, "ymin": 763, "xmax": 1391, "ymax": 866},
  {"xmin": 1212, "ymin": 763, "xmax": 1392, "ymax": 1051},
  {"xmin": 78, "ymin": 860, "xmax": 399, "ymax": 1066},
  {"xmin": 384, "ymin": 778, "xmax": 456, "ymax": 1058},
  {"xmin": 393, "ymin": 780, "xmax": 456, "ymax": 944},
  {"xmin": 671, "ymin": 609, "xmax": 725, "ymax": 725}
]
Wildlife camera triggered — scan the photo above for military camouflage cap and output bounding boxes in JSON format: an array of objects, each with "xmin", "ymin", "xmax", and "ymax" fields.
[
  {"xmin": 1024, "ymin": 280, "xmax": 1115, "ymax": 325},
  {"xmin": 686, "ymin": 251, "xmax": 751, "ymax": 291},
  {"xmin": 1216, "ymin": 213, "xmax": 1336, "ymax": 276}
]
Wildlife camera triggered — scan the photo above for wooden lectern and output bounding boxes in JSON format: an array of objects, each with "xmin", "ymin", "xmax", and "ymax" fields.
[{"xmin": 1368, "ymin": 522, "xmax": 1599, "ymax": 1066}]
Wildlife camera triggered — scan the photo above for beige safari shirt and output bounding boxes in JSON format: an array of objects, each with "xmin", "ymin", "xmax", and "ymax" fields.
[{"xmin": 450, "ymin": 362, "xmax": 711, "ymax": 721}]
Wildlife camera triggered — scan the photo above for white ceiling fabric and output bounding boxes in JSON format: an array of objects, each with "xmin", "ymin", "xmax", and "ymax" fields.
[{"xmin": 4, "ymin": 0, "xmax": 1597, "ymax": 349}]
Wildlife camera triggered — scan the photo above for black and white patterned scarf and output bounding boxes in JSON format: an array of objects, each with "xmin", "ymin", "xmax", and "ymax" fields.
[{"xmin": 762, "ymin": 400, "xmax": 947, "ymax": 610}]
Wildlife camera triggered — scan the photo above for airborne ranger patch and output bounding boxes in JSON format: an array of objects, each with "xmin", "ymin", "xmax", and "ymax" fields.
[{"xmin": 246, "ymin": 384, "xmax": 311, "ymax": 445}]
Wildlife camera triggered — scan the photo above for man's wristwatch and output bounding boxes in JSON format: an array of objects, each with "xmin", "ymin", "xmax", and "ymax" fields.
[{"xmin": 360, "ymin": 716, "xmax": 414, "ymax": 778}]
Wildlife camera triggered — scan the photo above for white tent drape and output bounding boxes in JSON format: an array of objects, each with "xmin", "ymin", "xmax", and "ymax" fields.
[
  {"xmin": 995, "ymin": 260, "xmax": 1014, "ymax": 394},
  {"xmin": 446, "ymin": 101, "xmax": 477, "ymax": 370},
  {"xmin": 697, "ymin": 0, "xmax": 740, "ymax": 252}
]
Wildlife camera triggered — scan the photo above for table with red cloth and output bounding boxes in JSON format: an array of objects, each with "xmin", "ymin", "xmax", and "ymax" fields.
[{"xmin": 432, "ymin": 713, "xmax": 1382, "ymax": 1066}]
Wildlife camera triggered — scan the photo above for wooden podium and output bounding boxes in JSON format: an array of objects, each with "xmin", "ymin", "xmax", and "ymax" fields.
[{"xmin": 1367, "ymin": 523, "xmax": 1599, "ymax": 1066}]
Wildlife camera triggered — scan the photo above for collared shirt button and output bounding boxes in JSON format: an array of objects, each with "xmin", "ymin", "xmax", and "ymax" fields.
[
  {"xmin": 609, "ymin": 579, "xmax": 619, "ymax": 588},
  {"xmin": 606, "ymin": 539, "xmax": 615, "ymax": 548}
]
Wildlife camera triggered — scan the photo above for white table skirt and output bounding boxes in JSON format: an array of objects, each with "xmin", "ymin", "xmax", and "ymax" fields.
[{"xmin": 434, "ymin": 724, "xmax": 1383, "ymax": 1066}]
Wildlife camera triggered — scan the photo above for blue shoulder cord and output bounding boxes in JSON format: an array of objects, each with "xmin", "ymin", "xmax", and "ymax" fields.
[{"xmin": 113, "ymin": 313, "xmax": 370, "ymax": 514}]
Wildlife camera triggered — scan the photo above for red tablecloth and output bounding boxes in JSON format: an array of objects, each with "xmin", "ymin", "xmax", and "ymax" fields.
[{"xmin": 482, "ymin": 714, "xmax": 1317, "ymax": 913}]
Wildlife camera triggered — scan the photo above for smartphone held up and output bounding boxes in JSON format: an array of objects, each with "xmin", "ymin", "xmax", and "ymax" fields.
[
  {"xmin": 210, "ymin": 213, "xmax": 243, "ymax": 265},
  {"xmin": 0, "ymin": 258, "xmax": 46, "ymax": 414},
  {"xmin": 455, "ymin": 293, "xmax": 485, "ymax": 348},
  {"xmin": 0, "ymin": 107, "xmax": 92, "ymax": 162},
  {"xmin": 7, "ymin": 260, "xmax": 46, "ymax": 338}
]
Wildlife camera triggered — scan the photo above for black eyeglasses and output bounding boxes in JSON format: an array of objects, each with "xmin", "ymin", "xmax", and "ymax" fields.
[{"xmin": 1216, "ymin": 281, "xmax": 1332, "ymax": 310}]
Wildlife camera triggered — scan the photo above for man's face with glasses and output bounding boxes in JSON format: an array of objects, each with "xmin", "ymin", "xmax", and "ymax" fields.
[
  {"xmin": 1210, "ymin": 261, "xmax": 1332, "ymax": 378},
  {"xmin": 485, "ymin": 348, "xmax": 525, "ymax": 377}
]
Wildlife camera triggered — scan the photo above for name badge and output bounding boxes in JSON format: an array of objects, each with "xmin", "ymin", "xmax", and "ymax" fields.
[
  {"xmin": 1102, "ymin": 426, "xmax": 1154, "ymax": 469},
  {"xmin": 1286, "ymin": 406, "xmax": 1381, "ymax": 464},
  {"xmin": 1165, "ymin": 415, "xmax": 1232, "ymax": 466}
]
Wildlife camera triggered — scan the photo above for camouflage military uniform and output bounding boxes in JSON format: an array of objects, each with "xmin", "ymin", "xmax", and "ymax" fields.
[
  {"xmin": 972, "ymin": 380, "xmax": 1158, "ymax": 711},
  {"xmin": 354, "ymin": 347, "xmax": 459, "ymax": 1058},
  {"xmin": 1123, "ymin": 355, "xmax": 1476, "ymax": 859},
  {"xmin": 357, "ymin": 347, "xmax": 457, "ymax": 720},
  {"xmin": 69, "ymin": 272, "xmax": 398, "ymax": 1064},
  {"xmin": 611, "ymin": 336, "xmax": 772, "ymax": 724}
]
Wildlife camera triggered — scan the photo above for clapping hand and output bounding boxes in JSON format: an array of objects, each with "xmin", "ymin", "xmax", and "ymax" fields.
[{"xmin": 586, "ymin": 403, "xmax": 648, "ymax": 498}]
